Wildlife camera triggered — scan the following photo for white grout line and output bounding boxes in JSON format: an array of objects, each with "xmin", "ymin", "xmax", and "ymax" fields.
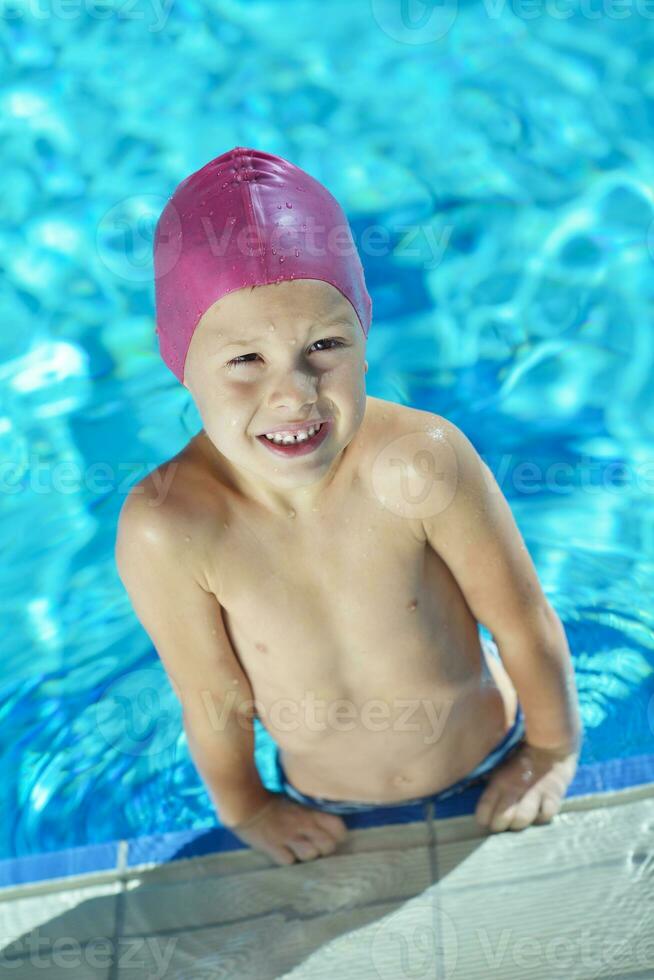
[{"xmin": 116, "ymin": 840, "xmax": 129, "ymax": 878}]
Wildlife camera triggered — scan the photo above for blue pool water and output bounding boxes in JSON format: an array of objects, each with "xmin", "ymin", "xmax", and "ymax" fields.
[{"xmin": 1, "ymin": 2, "xmax": 654, "ymax": 861}]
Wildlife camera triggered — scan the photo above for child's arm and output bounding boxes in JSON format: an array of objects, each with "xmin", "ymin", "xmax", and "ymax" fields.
[
  {"xmin": 114, "ymin": 484, "xmax": 349, "ymax": 864},
  {"xmin": 114, "ymin": 487, "xmax": 271, "ymax": 828},
  {"xmin": 416, "ymin": 416, "xmax": 582, "ymax": 831},
  {"xmin": 419, "ymin": 417, "xmax": 582, "ymax": 752}
]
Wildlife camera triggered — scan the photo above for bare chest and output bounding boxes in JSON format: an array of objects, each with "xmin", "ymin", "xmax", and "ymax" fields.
[{"xmin": 205, "ymin": 486, "xmax": 475, "ymax": 707}]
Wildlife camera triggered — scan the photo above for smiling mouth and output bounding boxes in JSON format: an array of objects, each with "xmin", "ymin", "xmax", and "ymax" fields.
[
  {"xmin": 260, "ymin": 422, "xmax": 325, "ymax": 445},
  {"xmin": 256, "ymin": 419, "xmax": 332, "ymax": 456}
]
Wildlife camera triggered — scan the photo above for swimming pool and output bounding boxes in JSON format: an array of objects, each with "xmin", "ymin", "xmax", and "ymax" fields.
[{"xmin": 1, "ymin": 1, "xmax": 653, "ymax": 866}]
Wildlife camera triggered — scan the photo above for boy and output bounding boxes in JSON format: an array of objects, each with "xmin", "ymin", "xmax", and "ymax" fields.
[{"xmin": 115, "ymin": 147, "xmax": 582, "ymax": 867}]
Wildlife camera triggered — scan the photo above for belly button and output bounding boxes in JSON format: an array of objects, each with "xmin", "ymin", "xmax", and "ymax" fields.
[{"xmin": 407, "ymin": 598, "xmax": 418, "ymax": 611}]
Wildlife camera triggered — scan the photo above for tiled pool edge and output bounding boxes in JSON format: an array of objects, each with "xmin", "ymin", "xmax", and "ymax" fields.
[{"xmin": 1, "ymin": 754, "xmax": 652, "ymax": 894}]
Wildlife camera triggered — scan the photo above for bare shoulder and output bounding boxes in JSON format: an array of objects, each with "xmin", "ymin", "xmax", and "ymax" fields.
[
  {"xmin": 366, "ymin": 395, "xmax": 460, "ymax": 442},
  {"xmin": 115, "ymin": 436, "xmax": 225, "ymax": 591},
  {"xmin": 382, "ymin": 399, "xmax": 486, "ymax": 475},
  {"xmin": 363, "ymin": 398, "xmax": 488, "ymax": 526}
]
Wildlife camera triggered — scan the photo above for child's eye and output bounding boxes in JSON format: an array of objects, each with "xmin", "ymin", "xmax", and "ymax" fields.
[{"xmin": 226, "ymin": 338, "xmax": 345, "ymax": 368}]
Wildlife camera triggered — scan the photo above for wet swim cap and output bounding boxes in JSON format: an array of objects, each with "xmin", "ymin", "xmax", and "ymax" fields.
[{"xmin": 153, "ymin": 146, "xmax": 373, "ymax": 384}]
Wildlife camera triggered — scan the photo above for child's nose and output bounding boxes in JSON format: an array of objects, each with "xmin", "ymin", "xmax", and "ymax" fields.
[{"xmin": 268, "ymin": 370, "xmax": 318, "ymax": 405}]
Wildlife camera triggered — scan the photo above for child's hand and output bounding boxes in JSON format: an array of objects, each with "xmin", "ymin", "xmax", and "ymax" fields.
[
  {"xmin": 474, "ymin": 741, "xmax": 580, "ymax": 833},
  {"xmin": 228, "ymin": 792, "xmax": 348, "ymax": 866}
]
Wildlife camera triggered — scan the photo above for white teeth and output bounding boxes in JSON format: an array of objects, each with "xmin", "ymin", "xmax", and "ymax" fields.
[{"xmin": 263, "ymin": 423, "xmax": 322, "ymax": 444}]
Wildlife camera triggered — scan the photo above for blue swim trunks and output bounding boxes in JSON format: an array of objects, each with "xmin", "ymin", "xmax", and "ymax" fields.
[{"xmin": 273, "ymin": 635, "xmax": 526, "ymax": 815}]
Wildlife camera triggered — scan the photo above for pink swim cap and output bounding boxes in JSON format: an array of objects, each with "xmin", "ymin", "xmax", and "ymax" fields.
[{"xmin": 153, "ymin": 146, "xmax": 373, "ymax": 384}]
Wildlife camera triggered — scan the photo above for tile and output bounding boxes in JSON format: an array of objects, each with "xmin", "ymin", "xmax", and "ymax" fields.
[
  {"xmin": 0, "ymin": 954, "xmax": 110, "ymax": 979},
  {"xmin": 432, "ymin": 795, "xmax": 654, "ymax": 882},
  {"xmin": 125, "ymin": 826, "xmax": 246, "ymax": 869},
  {"xmin": 117, "ymin": 903, "xmax": 410, "ymax": 980},
  {"xmin": 124, "ymin": 805, "xmax": 427, "ymax": 871},
  {"xmin": 574, "ymin": 753, "xmax": 654, "ymax": 794},
  {"xmin": 0, "ymin": 869, "xmax": 123, "ymax": 903},
  {"xmin": 0, "ymin": 756, "xmax": 651, "ymax": 895},
  {"xmin": 281, "ymin": 892, "xmax": 451, "ymax": 979},
  {"xmin": 0, "ymin": 842, "xmax": 119, "ymax": 890},
  {"xmin": 279, "ymin": 795, "xmax": 654, "ymax": 979},
  {"xmin": 0, "ymin": 881, "xmax": 121, "ymax": 958},
  {"xmin": 334, "ymin": 819, "xmax": 431, "ymax": 854},
  {"xmin": 120, "ymin": 843, "xmax": 432, "ymax": 935},
  {"xmin": 427, "ymin": 845, "xmax": 653, "ymax": 977},
  {"xmin": 123, "ymin": 818, "xmax": 430, "ymax": 882}
]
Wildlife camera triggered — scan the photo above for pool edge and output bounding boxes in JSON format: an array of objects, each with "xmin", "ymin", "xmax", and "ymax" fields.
[{"xmin": 1, "ymin": 754, "xmax": 652, "ymax": 895}]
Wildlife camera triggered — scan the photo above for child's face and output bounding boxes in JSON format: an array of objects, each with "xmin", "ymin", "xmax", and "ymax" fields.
[{"xmin": 183, "ymin": 279, "xmax": 368, "ymax": 500}]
